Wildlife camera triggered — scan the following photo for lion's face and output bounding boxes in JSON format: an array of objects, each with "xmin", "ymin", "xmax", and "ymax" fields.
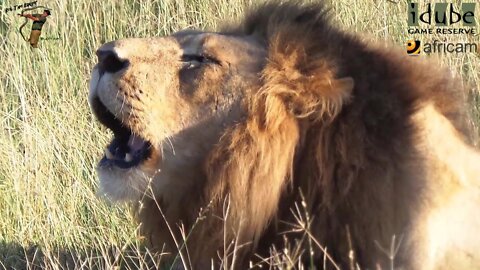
[{"xmin": 89, "ymin": 32, "xmax": 266, "ymax": 201}]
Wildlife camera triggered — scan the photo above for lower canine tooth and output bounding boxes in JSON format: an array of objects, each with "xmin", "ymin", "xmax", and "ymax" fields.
[
  {"xmin": 105, "ymin": 149, "xmax": 114, "ymax": 159},
  {"xmin": 125, "ymin": 153, "xmax": 133, "ymax": 162}
]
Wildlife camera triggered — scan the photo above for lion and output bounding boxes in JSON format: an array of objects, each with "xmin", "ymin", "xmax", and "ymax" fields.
[{"xmin": 88, "ymin": 1, "xmax": 480, "ymax": 269}]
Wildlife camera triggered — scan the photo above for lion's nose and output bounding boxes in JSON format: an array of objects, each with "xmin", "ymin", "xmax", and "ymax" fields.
[{"xmin": 96, "ymin": 49, "xmax": 129, "ymax": 75}]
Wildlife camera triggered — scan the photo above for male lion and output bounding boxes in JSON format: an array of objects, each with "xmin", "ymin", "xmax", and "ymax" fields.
[{"xmin": 88, "ymin": 1, "xmax": 480, "ymax": 269}]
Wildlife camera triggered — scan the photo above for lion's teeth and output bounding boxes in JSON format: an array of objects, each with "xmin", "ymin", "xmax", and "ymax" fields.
[
  {"xmin": 105, "ymin": 148, "xmax": 114, "ymax": 159},
  {"xmin": 125, "ymin": 153, "xmax": 133, "ymax": 162}
]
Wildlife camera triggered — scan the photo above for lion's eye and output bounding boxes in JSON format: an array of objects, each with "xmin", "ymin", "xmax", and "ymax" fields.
[{"xmin": 181, "ymin": 54, "xmax": 219, "ymax": 69}]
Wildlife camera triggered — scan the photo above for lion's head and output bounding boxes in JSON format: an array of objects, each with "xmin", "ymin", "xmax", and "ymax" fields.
[
  {"xmin": 89, "ymin": 32, "xmax": 269, "ymax": 201},
  {"xmin": 88, "ymin": 17, "xmax": 353, "ymax": 204},
  {"xmin": 89, "ymin": 1, "xmax": 480, "ymax": 269}
]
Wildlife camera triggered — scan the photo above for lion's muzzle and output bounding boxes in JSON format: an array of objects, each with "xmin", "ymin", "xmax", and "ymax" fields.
[{"xmin": 89, "ymin": 42, "xmax": 154, "ymax": 170}]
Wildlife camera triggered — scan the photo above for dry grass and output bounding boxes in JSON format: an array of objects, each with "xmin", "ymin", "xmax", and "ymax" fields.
[{"xmin": 0, "ymin": 0, "xmax": 478, "ymax": 269}]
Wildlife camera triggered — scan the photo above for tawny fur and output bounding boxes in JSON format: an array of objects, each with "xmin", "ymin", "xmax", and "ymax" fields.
[{"xmin": 89, "ymin": 1, "xmax": 480, "ymax": 269}]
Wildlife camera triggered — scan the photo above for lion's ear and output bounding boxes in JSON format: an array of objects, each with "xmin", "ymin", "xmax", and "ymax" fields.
[
  {"xmin": 261, "ymin": 41, "xmax": 354, "ymax": 121},
  {"xmin": 297, "ymin": 75, "xmax": 353, "ymax": 118},
  {"xmin": 270, "ymin": 73, "xmax": 354, "ymax": 122}
]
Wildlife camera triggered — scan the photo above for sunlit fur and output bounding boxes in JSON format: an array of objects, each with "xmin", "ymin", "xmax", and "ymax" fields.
[{"xmin": 90, "ymin": 1, "xmax": 480, "ymax": 269}]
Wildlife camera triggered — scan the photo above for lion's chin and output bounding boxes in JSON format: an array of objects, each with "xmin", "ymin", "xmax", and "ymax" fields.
[{"xmin": 97, "ymin": 166, "xmax": 155, "ymax": 202}]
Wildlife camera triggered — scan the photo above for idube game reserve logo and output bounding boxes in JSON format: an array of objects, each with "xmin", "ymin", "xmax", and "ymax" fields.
[{"xmin": 406, "ymin": 1, "xmax": 478, "ymax": 55}]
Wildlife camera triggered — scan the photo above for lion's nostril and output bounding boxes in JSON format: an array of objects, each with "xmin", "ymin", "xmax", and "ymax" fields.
[{"xmin": 96, "ymin": 49, "xmax": 128, "ymax": 75}]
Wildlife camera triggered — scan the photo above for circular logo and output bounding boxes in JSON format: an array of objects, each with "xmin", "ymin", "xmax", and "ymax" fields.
[{"xmin": 407, "ymin": 40, "xmax": 421, "ymax": 55}]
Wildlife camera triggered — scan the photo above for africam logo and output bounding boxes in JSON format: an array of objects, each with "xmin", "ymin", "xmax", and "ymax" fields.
[{"xmin": 406, "ymin": 39, "xmax": 478, "ymax": 55}]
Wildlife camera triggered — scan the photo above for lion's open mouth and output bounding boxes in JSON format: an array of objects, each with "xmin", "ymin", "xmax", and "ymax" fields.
[{"xmin": 91, "ymin": 96, "xmax": 152, "ymax": 169}]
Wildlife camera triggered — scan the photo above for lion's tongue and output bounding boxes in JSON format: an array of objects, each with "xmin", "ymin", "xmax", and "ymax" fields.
[{"xmin": 105, "ymin": 134, "xmax": 147, "ymax": 163}]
